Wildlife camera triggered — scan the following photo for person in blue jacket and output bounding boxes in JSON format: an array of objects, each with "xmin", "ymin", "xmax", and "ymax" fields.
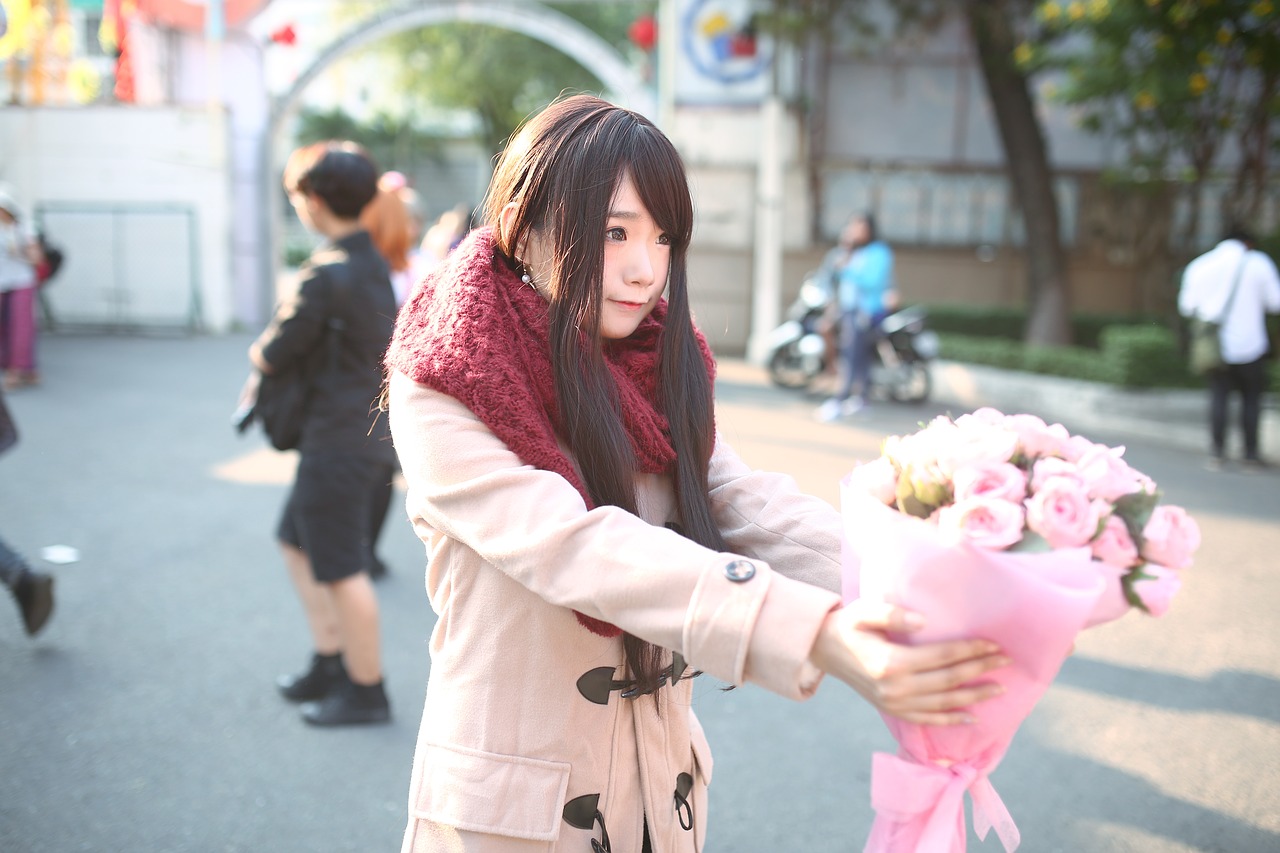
[{"xmin": 817, "ymin": 213, "xmax": 897, "ymax": 421}]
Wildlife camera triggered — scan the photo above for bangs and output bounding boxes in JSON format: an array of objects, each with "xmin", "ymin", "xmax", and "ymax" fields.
[{"xmin": 621, "ymin": 124, "xmax": 693, "ymax": 248}]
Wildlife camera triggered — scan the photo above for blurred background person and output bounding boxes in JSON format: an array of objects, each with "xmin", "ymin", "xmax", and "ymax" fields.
[
  {"xmin": 360, "ymin": 173, "xmax": 416, "ymax": 308},
  {"xmin": 0, "ymin": 188, "xmax": 44, "ymax": 391},
  {"xmin": 0, "ymin": 385, "xmax": 54, "ymax": 636},
  {"xmin": 418, "ymin": 203, "xmax": 471, "ymax": 277},
  {"xmin": 358, "ymin": 170, "xmax": 422, "ymax": 581},
  {"xmin": 1178, "ymin": 224, "xmax": 1280, "ymax": 470},
  {"xmin": 816, "ymin": 212, "xmax": 896, "ymax": 421},
  {"xmin": 250, "ymin": 141, "xmax": 396, "ymax": 726}
]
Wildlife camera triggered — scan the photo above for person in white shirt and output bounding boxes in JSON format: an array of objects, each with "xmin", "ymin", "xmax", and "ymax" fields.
[{"xmin": 1178, "ymin": 226, "xmax": 1280, "ymax": 469}]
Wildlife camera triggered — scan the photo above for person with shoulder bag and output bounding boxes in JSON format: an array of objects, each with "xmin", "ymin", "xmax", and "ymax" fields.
[
  {"xmin": 243, "ymin": 141, "xmax": 399, "ymax": 726},
  {"xmin": 1178, "ymin": 224, "xmax": 1280, "ymax": 470}
]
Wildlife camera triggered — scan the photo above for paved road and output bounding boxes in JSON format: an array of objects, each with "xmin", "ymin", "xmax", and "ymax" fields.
[{"xmin": 1, "ymin": 333, "xmax": 1277, "ymax": 852}]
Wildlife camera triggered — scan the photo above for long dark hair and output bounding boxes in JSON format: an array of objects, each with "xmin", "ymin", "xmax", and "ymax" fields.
[{"xmin": 484, "ymin": 94, "xmax": 727, "ymax": 695}]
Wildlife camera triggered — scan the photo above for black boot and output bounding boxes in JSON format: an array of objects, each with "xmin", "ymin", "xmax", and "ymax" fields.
[
  {"xmin": 300, "ymin": 678, "xmax": 391, "ymax": 726},
  {"xmin": 277, "ymin": 652, "xmax": 347, "ymax": 702},
  {"xmin": 12, "ymin": 571, "xmax": 54, "ymax": 637}
]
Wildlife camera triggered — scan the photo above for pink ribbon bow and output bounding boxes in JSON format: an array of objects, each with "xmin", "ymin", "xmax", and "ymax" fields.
[{"xmin": 867, "ymin": 752, "xmax": 1021, "ymax": 852}]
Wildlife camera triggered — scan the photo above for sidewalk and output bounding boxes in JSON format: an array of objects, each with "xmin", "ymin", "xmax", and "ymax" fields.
[{"xmin": 929, "ymin": 359, "xmax": 1279, "ymax": 458}]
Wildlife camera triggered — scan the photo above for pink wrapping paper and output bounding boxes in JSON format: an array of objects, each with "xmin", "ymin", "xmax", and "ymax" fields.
[{"xmin": 841, "ymin": 483, "xmax": 1110, "ymax": 853}]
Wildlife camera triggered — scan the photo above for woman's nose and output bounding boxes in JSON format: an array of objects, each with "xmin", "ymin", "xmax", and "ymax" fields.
[{"xmin": 626, "ymin": 244, "xmax": 656, "ymax": 287}]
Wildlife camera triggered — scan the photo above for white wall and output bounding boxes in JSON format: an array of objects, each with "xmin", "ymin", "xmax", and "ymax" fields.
[{"xmin": 0, "ymin": 106, "xmax": 235, "ymax": 332}]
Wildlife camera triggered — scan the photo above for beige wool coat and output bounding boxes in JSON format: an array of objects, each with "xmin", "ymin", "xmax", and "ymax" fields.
[{"xmin": 389, "ymin": 372, "xmax": 847, "ymax": 853}]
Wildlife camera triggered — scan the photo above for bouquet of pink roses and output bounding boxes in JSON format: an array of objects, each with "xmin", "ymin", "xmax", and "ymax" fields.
[{"xmin": 841, "ymin": 408, "xmax": 1200, "ymax": 853}]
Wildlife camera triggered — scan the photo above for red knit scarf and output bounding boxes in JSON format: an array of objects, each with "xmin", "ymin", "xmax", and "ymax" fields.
[{"xmin": 384, "ymin": 226, "xmax": 716, "ymax": 637}]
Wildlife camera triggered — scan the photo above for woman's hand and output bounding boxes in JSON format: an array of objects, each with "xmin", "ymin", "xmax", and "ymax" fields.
[{"xmin": 809, "ymin": 599, "xmax": 1009, "ymax": 726}]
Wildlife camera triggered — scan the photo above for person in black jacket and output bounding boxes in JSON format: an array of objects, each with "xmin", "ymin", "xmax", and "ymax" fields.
[{"xmin": 248, "ymin": 142, "xmax": 397, "ymax": 726}]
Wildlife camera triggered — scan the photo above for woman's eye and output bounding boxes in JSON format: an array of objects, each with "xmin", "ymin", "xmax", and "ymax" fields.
[{"xmin": 607, "ymin": 227, "xmax": 626, "ymax": 241}]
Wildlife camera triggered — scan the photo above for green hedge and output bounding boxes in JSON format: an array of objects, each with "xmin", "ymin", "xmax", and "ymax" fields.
[
  {"xmin": 937, "ymin": 327, "xmax": 1278, "ymax": 391},
  {"xmin": 925, "ymin": 304, "xmax": 1163, "ymax": 349},
  {"xmin": 929, "ymin": 305, "xmax": 1279, "ymax": 393}
]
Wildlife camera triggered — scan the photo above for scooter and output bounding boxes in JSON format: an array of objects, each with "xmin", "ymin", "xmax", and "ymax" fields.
[{"xmin": 765, "ymin": 272, "xmax": 938, "ymax": 403}]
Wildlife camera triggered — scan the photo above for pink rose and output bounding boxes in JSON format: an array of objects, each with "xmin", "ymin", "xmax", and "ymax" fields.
[
  {"xmin": 1060, "ymin": 435, "xmax": 1095, "ymax": 462},
  {"xmin": 1131, "ymin": 563, "xmax": 1182, "ymax": 617},
  {"xmin": 953, "ymin": 407, "xmax": 1007, "ymax": 429},
  {"xmin": 1091, "ymin": 514, "xmax": 1140, "ymax": 568},
  {"xmin": 1084, "ymin": 560, "xmax": 1134, "ymax": 628},
  {"xmin": 1004, "ymin": 413, "xmax": 1071, "ymax": 460},
  {"xmin": 934, "ymin": 419, "xmax": 1020, "ymax": 476},
  {"xmin": 1141, "ymin": 505, "xmax": 1201, "ymax": 570},
  {"xmin": 1025, "ymin": 475, "xmax": 1101, "ymax": 548},
  {"xmin": 952, "ymin": 462, "xmax": 1028, "ymax": 504},
  {"xmin": 1075, "ymin": 443, "xmax": 1143, "ymax": 501},
  {"xmin": 848, "ymin": 458, "xmax": 898, "ymax": 505},
  {"xmin": 1030, "ymin": 457, "xmax": 1083, "ymax": 493},
  {"xmin": 935, "ymin": 497, "xmax": 1026, "ymax": 550}
]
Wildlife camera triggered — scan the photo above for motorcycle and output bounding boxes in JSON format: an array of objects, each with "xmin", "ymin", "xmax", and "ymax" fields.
[{"xmin": 765, "ymin": 271, "xmax": 938, "ymax": 403}]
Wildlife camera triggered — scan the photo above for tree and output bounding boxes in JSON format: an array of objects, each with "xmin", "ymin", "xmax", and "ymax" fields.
[
  {"xmin": 1026, "ymin": 0, "xmax": 1280, "ymax": 311},
  {"xmin": 356, "ymin": 2, "xmax": 654, "ymax": 157},
  {"xmin": 881, "ymin": 0, "xmax": 1074, "ymax": 345},
  {"xmin": 963, "ymin": 0, "xmax": 1073, "ymax": 346}
]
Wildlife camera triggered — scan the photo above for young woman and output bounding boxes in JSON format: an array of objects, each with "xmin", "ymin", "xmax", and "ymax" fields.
[{"xmin": 384, "ymin": 95, "xmax": 1006, "ymax": 853}]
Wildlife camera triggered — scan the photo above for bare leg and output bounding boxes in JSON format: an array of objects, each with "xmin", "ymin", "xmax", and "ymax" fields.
[
  {"xmin": 280, "ymin": 541, "xmax": 341, "ymax": 656},
  {"xmin": 328, "ymin": 572, "xmax": 382, "ymax": 685}
]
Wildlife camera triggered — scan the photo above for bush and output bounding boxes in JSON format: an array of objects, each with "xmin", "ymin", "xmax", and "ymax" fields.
[
  {"xmin": 937, "ymin": 334, "xmax": 1026, "ymax": 369},
  {"xmin": 924, "ymin": 304, "xmax": 1162, "ymax": 347},
  {"xmin": 1099, "ymin": 325, "xmax": 1197, "ymax": 389},
  {"xmin": 1023, "ymin": 344, "xmax": 1117, "ymax": 383}
]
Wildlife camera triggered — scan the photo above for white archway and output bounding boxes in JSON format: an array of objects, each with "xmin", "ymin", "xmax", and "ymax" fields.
[{"xmin": 254, "ymin": 0, "xmax": 654, "ymax": 319}]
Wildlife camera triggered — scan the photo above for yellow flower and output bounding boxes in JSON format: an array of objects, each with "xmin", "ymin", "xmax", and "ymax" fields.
[
  {"xmin": 1198, "ymin": 49, "xmax": 1213, "ymax": 66},
  {"xmin": 1068, "ymin": 1, "xmax": 1086, "ymax": 20},
  {"xmin": 1014, "ymin": 42, "xmax": 1034, "ymax": 67},
  {"xmin": 1252, "ymin": 1, "xmax": 1274, "ymax": 17},
  {"xmin": 1189, "ymin": 73, "xmax": 1209, "ymax": 96},
  {"xmin": 1134, "ymin": 90, "xmax": 1156, "ymax": 110},
  {"xmin": 1146, "ymin": 0, "xmax": 1161, "ymax": 7},
  {"xmin": 1156, "ymin": 34, "xmax": 1173, "ymax": 50},
  {"xmin": 1041, "ymin": 2, "xmax": 1062, "ymax": 23},
  {"xmin": 1089, "ymin": 0, "xmax": 1111, "ymax": 17},
  {"xmin": 1216, "ymin": 27, "xmax": 1232, "ymax": 45}
]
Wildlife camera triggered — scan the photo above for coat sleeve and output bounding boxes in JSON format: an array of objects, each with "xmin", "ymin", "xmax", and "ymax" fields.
[
  {"xmin": 250, "ymin": 265, "xmax": 332, "ymax": 373},
  {"xmin": 388, "ymin": 371, "xmax": 841, "ymax": 701},
  {"xmin": 706, "ymin": 435, "xmax": 843, "ymax": 595}
]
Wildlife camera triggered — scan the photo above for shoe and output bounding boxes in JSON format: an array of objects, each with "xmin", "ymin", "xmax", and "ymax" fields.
[
  {"xmin": 301, "ymin": 679, "xmax": 391, "ymax": 726},
  {"xmin": 3, "ymin": 370, "xmax": 39, "ymax": 391},
  {"xmin": 12, "ymin": 571, "xmax": 54, "ymax": 636},
  {"xmin": 1241, "ymin": 456, "xmax": 1270, "ymax": 473},
  {"xmin": 1205, "ymin": 455, "xmax": 1226, "ymax": 472},
  {"xmin": 815, "ymin": 399, "xmax": 844, "ymax": 422},
  {"xmin": 277, "ymin": 652, "xmax": 348, "ymax": 702},
  {"xmin": 840, "ymin": 398, "xmax": 867, "ymax": 417}
]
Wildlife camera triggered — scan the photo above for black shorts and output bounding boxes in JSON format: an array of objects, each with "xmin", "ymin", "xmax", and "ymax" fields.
[{"xmin": 277, "ymin": 450, "xmax": 395, "ymax": 583}]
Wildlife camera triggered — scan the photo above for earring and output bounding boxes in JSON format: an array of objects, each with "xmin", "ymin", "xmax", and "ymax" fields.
[{"xmin": 521, "ymin": 271, "xmax": 532, "ymax": 285}]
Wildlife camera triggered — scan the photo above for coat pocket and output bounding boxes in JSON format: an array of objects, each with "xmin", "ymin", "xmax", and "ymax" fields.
[
  {"xmin": 412, "ymin": 742, "xmax": 572, "ymax": 842},
  {"xmin": 688, "ymin": 714, "xmax": 714, "ymax": 852}
]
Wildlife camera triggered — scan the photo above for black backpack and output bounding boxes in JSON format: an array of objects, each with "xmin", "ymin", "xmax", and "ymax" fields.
[{"xmin": 37, "ymin": 232, "xmax": 64, "ymax": 283}]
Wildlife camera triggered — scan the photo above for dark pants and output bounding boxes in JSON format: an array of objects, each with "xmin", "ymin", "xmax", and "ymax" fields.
[
  {"xmin": 0, "ymin": 533, "xmax": 32, "ymax": 588},
  {"xmin": 835, "ymin": 309, "xmax": 885, "ymax": 403},
  {"xmin": 1208, "ymin": 357, "xmax": 1270, "ymax": 460}
]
